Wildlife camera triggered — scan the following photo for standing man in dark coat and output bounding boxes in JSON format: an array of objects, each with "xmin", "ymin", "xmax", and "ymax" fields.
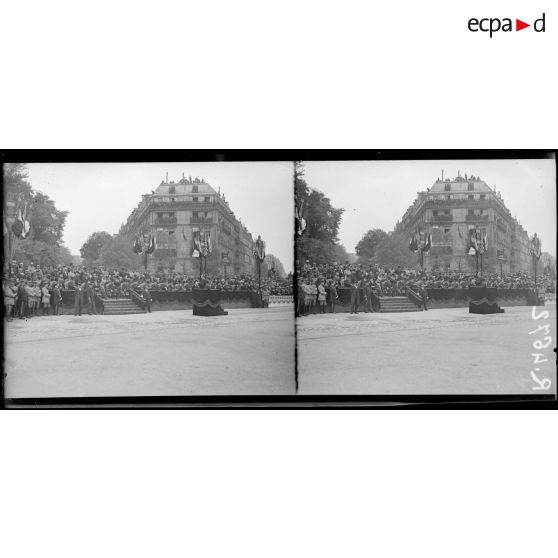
[
  {"xmin": 142, "ymin": 283, "xmax": 152, "ymax": 313},
  {"xmin": 86, "ymin": 282, "xmax": 97, "ymax": 315},
  {"xmin": 350, "ymin": 280, "xmax": 360, "ymax": 314},
  {"xmin": 17, "ymin": 280, "xmax": 28, "ymax": 319},
  {"xmin": 419, "ymin": 282, "xmax": 428, "ymax": 311},
  {"xmin": 327, "ymin": 279, "xmax": 338, "ymax": 314},
  {"xmin": 73, "ymin": 283, "xmax": 85, "ymax": 316},
  {"xmin": 364, "ymin": 280, "xmax": 373, "ymax": 313},
  {"xmin": 52, "ymin": 283, "xmax": 62, "ymax": 316}
]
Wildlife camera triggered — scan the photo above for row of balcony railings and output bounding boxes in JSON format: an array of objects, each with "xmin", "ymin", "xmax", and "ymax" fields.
[{"xmin": 465, "ymin": 214, "xmax": 489, "ymax": 221}]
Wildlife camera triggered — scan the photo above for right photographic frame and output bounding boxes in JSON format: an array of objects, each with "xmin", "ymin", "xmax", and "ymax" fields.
[{"xmin": 294, "ymin": 152, "xmax": 557, "ymax": 401}]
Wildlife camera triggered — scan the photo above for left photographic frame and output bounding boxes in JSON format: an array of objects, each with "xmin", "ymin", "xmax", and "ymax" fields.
[{"xmin": 2, "ymin": 153, "xmax": 296, "ymax": 406}]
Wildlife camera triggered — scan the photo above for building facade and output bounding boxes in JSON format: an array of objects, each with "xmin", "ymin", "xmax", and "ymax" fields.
[
  {"xmin": 121, "ymin": 175, "xmax": 259, "ymax": 275},
  {"xmin": 397, "ymin": 172, "xmax": 533, "ymax": 274}
]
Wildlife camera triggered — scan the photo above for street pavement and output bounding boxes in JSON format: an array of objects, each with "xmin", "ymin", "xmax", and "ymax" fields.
[
  {"xmin": 4, "ymin": 307, "xmax": 295, "ymax": 398},
  {"xmin": 297, "ymin": 304, "xmax": 557, "ymax": 395}
]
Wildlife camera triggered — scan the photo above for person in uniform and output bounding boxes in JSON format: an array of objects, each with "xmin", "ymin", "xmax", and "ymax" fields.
[
  {"xmin": 41, "ymin": 282, "xmax": 51, "ymax": 315},
  {"xmin": 86, "ymin": 282, "xmax": 97, "ymax": 315},
  {"xmin": 52, "ymin": 282, "xmax": 62, "ymax": 315},
  {"xmin": 317, "ymin": 279, "xmax": 327, "ymax": 313},
  {"xmin": 363, "ymin": 280, "xmax": 373, "ymax": 313},
  {"xmin": 73, "ymin": 282, "xmax": 85, "ymax": 316},
  {"xmin": 4, "ymin": 280, "xmax": 16, "ymax": 321},
  {"xmin": 17, "ymin": 280, "xmax": 28, "ymax": 319},
  {"xmin": 350, "ymin": 279, "xmax": 360, "ymax": 314},
  {"xmin": 327, "ymin": 279, "xmax": 338, "ymax": 314},
  {"xmin": 142, "ymin": 283, "xmax": 152, "ymax": 313},
  {"xmin": 418, "ymin": 282, "xmax": 428, "ymax": 311}
]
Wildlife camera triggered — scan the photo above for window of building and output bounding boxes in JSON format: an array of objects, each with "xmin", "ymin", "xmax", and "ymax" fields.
[
  {"xmin": 468, "ymin": 209, "xmax": 474, "ymax": 216},
  {"xmin": 480, "ymin": 194, "xmax": 486, "ymax": 200},
  {"xmin": 204, "ymin": 212, "xmax": 209, "ymax": 218},
  {"xmin": 193, "ymin": 197, "xmax": 198, "ymax": 202},
  {"xmin": 157, "ymin": 212, "xmax": 164, "ymax": 220},
  {"xmin": 468, "ymin": 183, "xmax": 474, "ymax": 191},
  {"xmin": 446, "ymin": 195, "xmax": 451, "ymax": 200},
  {"xmin": 444, "ymin": 210, "xmax": 450, "ymax": 215},
  {"xmin": 479, "ymin": 209, "xmax": 484, "ymax": 215},
  {"xmin": 444, "ymin": 228, "xmax": 451, "ymax": 234},
  {"xmin": 170, "ymin": 198, "xmax": 175, "ymax": 203},
  {"xmin": 433, "ymin": 210, "xmax": 438, "ymax": 216},
  {"xmin": 204, "ymin": 196, "xmax": 210, "ymax": 203},
  {"xmin": 444, "ymin": 184, "xmax": 451, "ymax": 192},
  {"xmin": 468, "ymin": 194, "xmax": 474, "ymax": 200},
  {"xmin": 169, "ymin": 185, "xmax": 175, "ymax": 194},
  {"xmin": 193, "ymin": 211, "xmax": 199, "ymax": 219},
  {"xmin": 192, "ymin": 185, "xmax": 198, "ymax": 193}
]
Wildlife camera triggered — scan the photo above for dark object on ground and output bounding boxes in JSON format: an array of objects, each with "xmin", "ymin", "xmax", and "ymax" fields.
[{"xmin": 192, "ymin": 289, "xmax": 228, "ymax": 316}]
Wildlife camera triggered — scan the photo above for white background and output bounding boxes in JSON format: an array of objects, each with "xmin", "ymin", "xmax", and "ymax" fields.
[{"xmin": 1, "ymin": 1, "xmax": 557, "ymax": 558}]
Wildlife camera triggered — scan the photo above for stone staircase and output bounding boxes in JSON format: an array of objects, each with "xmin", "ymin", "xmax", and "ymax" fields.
[
  {"xmin": 379, "ymin": 296, "xmax": 422, "ymax": 313},
  {"xmin": 102, "ymin": 298, "xmax": 145, "ymax": 315}
]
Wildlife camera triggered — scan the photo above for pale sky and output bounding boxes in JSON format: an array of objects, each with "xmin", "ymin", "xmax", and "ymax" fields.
[
  {"xmin": 25, "ymin": 162, "xmax": 294, "ymax": 273},
  {"xmin": 303, "ymin": 159, "xmax": 556, "ymax": 257}
]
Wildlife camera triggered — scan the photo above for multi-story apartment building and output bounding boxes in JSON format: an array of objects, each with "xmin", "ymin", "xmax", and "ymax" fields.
[
  {"xmin": 397, "ymin": 172, "xmax": 533, "ymax": 273},
  {"xmin": 121, "ymin": 175, "xmax": 259, "ymax": 275}
]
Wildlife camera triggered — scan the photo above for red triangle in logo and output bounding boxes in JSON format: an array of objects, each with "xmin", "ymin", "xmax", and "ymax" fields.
[{"xmin": 516, "ymin": 19, "xmax": 530, "ymax": 31}]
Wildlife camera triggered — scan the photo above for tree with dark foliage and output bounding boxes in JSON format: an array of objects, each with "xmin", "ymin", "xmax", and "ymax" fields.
[{"xmin": 295, "ymin": 162, "xmax": 344, "ymax": 264}]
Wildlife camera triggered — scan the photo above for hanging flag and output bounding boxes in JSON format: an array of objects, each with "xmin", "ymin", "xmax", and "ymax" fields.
[
  {"xmin": 132, "ymin": 235, "xmax": 142, "ymax": 254},
  {"xmin": 254, "ymin": 236, "xmax": 266, "ymax": 261},
  {"xmin": 421, "ymin": 232, "xmax": 432, "ymax": 253},
  {"xmin": 146, "ymin": 234, "xmax": 156, "ymax": 254},
  {"xmin": 295, "ymin": 201, "xmax": 307, "ymax": 237},
  {"xmin": 530, "ymin": 234, "xmax": 542, "ymax": 260},
  {"xmin": 481, "ymin": 231, "xmax": 488, "ymax": 254},
  {"xmin": 11, "ymin": 204, "xmax": 25, "ymax": 238},
  {"xmin": 21, "ymin": 202, "xmax": 31, "ymax": 238},
  {"xmin": 192, "ymin": 228, "xmax": 201, "ymax": 257},
  {"xmin": 409, "ymin": 233, "xmax": 418, "ymax": 252},
  {"xmin": 205, "ymin": 231, "xmax": 212, "ymax": 255},
  {"xmin": 468, "ymin": 229, "xmax": 478, "ymax": 254}
]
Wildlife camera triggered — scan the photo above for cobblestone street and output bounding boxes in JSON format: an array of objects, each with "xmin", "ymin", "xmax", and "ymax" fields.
[
  {"xmin": 4, "ymin": 307, "xmax": 295, "ymax": 398},
  {"xmin": 297, "ymin": 305, "xmax": 557, "ymax": 395}
]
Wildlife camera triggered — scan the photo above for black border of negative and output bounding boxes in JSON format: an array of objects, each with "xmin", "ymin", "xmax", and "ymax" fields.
[{"xmin": 1, "ymin": 149, "xmax": 557, "ymax": 409}]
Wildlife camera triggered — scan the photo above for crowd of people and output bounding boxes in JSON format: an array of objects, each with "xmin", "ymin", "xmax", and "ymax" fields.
[
  {"xmin": 3, "ymin": 261, "xmax": 293, "ymax": 320},
  {"xmin": 296, "ymin": 260, "xmax": 556, "ymax": 316}
]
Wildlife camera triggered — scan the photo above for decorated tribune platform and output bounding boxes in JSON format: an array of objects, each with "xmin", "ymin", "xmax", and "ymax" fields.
[{"xmin": 191, "ymin": 289, "xmax": 228, "ymax": 316}]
